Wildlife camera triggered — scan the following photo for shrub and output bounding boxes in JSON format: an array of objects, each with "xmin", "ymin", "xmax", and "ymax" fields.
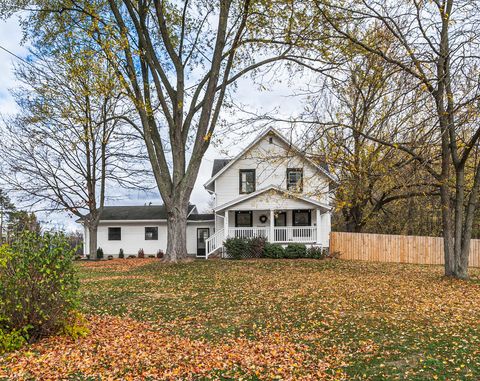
[
  {"xmin": 119, "ymin": 249, "xmax": 124, "ymax": 259},
  {"xmin": 307, "ymin": 246, "xmax": 326, "ymax": 259},
  {"xmin": 285, "ymin": 243, "xmax": 307, "ymax": 259},
  {"xmin": 74, "ymin": 254, "xmax": 83, "ymax": 261},
  {"xmin": 0, "ymin": 232, "xmax": 79, "ymax": 345},
  {"xmin": 96, "ymin": 247, "xmax": 104, "ymax": 259},
  {"xmin": 61, "ymin": 312, "xmax": 90, "ymax": 341},
  {"xmin": 107, "ymin": 255, "xmax": 114, "ymax": 260},
  {"xmin": 264, "ymin": 242, "xmax": 285, "ymax": 258},
  {"xmin": 138, "ymin": 248, "xmax": 145, "ymax": 258},
  {"xmin": 224, "ymin": 237, "xmax": 250, "ymax": 259},
  {"xmin": 0, "ymin": 326, "xmax": 29, "ymax": 354},
  {"xmin": 156, "ymin": 249, "xmax": 164, "ymax": 259},
  {"xmin": 127, "ymin": 255, "xmax": 136, "ymax": 259},
  {"xmin": 249, "ymin": 236, "xmax": 267, "ymax": 258}
]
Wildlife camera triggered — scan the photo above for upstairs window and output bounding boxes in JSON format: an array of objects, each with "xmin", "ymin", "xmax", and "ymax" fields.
[
  {"xmin": 239, "ymin": 169, "xmax": 256, "ymax": 194},
  {"xmin": 287, "ymin": 168, "xmax": 303, "ymax": 192},
  {"xmin": 108, "ymin": 227, "xmax": 121, "ymax": 241},
  {"xmin": 145, "ymin": 227, "xmax": 158, "ymax": 240}
]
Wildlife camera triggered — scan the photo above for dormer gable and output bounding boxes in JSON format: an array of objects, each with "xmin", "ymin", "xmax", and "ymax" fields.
[{"xmin": 204, "ymin": 127, "xmax": 335, "ymax": 195}]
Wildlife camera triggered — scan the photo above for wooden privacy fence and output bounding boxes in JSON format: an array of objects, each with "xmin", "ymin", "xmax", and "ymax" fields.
[{"xmin": 330, "ymin": 232, "xmax": 480, "ymax": 268}]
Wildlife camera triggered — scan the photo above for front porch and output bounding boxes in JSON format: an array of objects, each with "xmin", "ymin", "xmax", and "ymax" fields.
[
  {"xmin": 228, "ymin": 225, "xmax": 317, "ymax": 243},
  {"xmin": 225, "ymin": 208, "xmax": 320, "ymax": 244},
  {"xmin": 206, "ymin": 208, "xmax": 330, "ymax": 257}
]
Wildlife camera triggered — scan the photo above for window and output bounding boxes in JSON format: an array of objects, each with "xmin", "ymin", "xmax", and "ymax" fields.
[
  {"xmin": 108, "ymin": 227, "xmax": 121, "ymax": 241},
  {"xmin": 239, "ymin": 169, "xmax": 256, "ymax": 194},
  {"xmin": 292, "ymin": 210, "xmax": 311, "ymax": 226},
  {"xmin": 274, "ymin": 212, "xmax": 287, "ymax": 227},
  {"xmin": 145, "ymin": 227, "xmax": 158, "ymax": 240},
  {"xmin": 287, "ymin": 168, "xmax": 303, "ymax": 192},
  {"xmin": 235, "ymin": 211, "xmax": 252, "ymax": 227},
  {"xmin": 268, "ymin": 136, "xmax": 273, "ymax": 144}
]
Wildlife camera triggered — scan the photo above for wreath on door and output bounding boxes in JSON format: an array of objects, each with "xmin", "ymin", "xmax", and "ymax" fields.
[{"xmin": 259, "ymin": 214, "xmax": 268, "ymax": 223}]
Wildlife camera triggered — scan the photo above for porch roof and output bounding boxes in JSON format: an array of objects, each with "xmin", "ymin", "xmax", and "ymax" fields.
[{"xmin": 214, "ymin": 186, "xmax": 331, "ymax": 213}]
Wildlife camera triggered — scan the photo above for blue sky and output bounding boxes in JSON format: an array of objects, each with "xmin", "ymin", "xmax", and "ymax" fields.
[{"xmin": 0, "ymin": 17, "xmax": 306, "ymax": 232}]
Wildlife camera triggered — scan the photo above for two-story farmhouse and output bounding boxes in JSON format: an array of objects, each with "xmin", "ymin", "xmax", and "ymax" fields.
[{"xmin": 81, "ymin": 127, "xmax": 334, "ymax": 258}]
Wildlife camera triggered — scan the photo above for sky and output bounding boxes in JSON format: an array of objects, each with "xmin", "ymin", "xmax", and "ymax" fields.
[{"xmin": 0, "ymin": 17, "xmax": 309, "ymax": 232}]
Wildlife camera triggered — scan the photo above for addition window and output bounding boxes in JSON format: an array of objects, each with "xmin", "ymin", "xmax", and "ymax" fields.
[
  {"xmin": 145, "ymin": 227, "xmax": 158, "ymax": 240},
  {"xmin": 108, "ymin": 227, "xmax": 121, "ymax": 241},
  {"xmin": 239, "ymin": 169, "xmax": 256, "ymax": 194},
  {"xmin": 235, "ymin": 211, "xmax": 253, "ymax": 227},
  {"xmin": 287, "ymin": 168, "xmax": 303, "ymax": 192}
]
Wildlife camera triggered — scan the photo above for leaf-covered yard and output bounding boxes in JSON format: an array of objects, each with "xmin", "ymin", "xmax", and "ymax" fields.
[{"xmin": 1, "ymin": 259, "xmax": 480, "ymax": 380}]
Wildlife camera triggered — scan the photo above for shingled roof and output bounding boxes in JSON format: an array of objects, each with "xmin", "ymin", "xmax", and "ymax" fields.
[
  {"xmin": 211, "ymin": 159, "xmax": 231, "ymax": 177},
  {"xmin": 78, "ymin": 205, "xmax": 214, "ymax": 222}
]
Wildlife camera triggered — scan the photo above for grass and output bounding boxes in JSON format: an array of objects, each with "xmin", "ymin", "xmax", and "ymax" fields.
[{"xmin": 2, "ymin": 258, "xmax": 480, "ymax": 380}]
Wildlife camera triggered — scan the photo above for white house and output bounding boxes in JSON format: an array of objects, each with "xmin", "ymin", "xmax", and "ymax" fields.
[
  {"xmin": 80, "ymin": 127, "xmax": 334, "ymax": 258},
  {"xmin": 81, "ymin": 205, "xmax": 215, "ymax": 257}
]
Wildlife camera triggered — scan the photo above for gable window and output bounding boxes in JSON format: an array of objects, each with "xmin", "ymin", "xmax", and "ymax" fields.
[
  {"xmin": 235, "ymin": 211, "xmax": 253, "ymax": 227},
  {"xmin": 239, "ymin": 169, "xmax": 256, "ymax": 194},
  {"xmin": 108, "ymin": 227, "xmax": 121, "ymax": 241},
  {"xmin": 287, "ymin": 168, "xmax": 303, "ymax": 192},
  {"xmin": 145, "ymin": 227, "xmax": 158, "ymax": 240}
]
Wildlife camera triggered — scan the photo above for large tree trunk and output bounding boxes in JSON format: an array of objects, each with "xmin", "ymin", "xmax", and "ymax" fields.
[
  {"xmin": 165, "ymin": 202, "xmax": 189, "ymax": 262},
  {"xmin": 88, "ymin": 223, "xmax": 98, "ymax": 260},
  {"xmin": 343, "ymin": 205, "xmax": 364, "ymax": 233}
]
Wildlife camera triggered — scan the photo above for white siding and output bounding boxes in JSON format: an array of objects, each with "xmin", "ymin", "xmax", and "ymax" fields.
[
  {"xmin": 226, "ymin": 190, "xmax": 319, "ymax": 211},
  {"xmin": 186, "ymin": 223, "xmax": 215, "ymax": 255},
  {"xmin": 225, "ymin": 208, "xmax": 319, "ymax": 228},
  {"xmin": 97, "ymin": 222, "xmax": 167, "ymax": 256},
  {"xmin": 214, "ymin": 135, "xmax": 330, "ymax": 206},
  {"xmin": 318, "ymin": 212, "xmax": 331, "ymax": 247},
  {"xmin": 94, "ymin": 221, "xmax": 215, "ymax": 257}
]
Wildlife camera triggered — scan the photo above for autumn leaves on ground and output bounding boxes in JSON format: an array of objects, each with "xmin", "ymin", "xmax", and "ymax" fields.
[{"xmin": 1, "ymin": 259, "xmax": 480, "ymax": 380}]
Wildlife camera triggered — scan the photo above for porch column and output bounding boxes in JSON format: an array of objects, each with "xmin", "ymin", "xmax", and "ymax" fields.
[
  {"xmin": 269, "ymin": 209, "xmax": 274, "ymax": 243},
  {"xmin": 224, "ymin": 210, "xmax": 229, "ymax": 238},
  {"xmin": 316, "ymin": 208, "xmax": 321, "ymax": 245}
]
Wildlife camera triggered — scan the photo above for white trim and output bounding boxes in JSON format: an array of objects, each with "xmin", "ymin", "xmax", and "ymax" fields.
[
  {"xmin": 214, "ymin": 185, "xmax": 332, "ymax": 212},
  {"xmin": 204, "ymin": 127, "xmax": 337, "ymax": 189},
  {"xmin": 97, "ymin": 219, "xmax": 214, "ymax": 224}
]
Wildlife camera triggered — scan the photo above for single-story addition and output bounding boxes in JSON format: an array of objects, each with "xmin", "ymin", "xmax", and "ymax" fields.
[
  {"xmin": 79, "ymin": 127, "xmax": 335, "ymax": 258},
  {"xmin": 81, "ymin": 205, "xmax": 215, "ymax": 257}
]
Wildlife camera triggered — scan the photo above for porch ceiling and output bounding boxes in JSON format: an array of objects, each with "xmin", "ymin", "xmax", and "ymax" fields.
[{"xmin": 214, "ymin": 186, "xmax": 331, "ymax": 213}]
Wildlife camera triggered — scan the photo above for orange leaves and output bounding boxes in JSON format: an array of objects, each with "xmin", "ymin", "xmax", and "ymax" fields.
[
  {"xmin": 0, "ymin": 315, "xmax": 344, "ymax": 380},
  {"xmin": 2, "ymin": 260, "xmax": 480, "ymax": 379}
]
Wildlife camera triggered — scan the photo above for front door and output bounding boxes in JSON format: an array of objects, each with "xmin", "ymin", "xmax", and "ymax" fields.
[{"xmin": 197, "ymin": 228, "xmax": 210, "ymax": 257}]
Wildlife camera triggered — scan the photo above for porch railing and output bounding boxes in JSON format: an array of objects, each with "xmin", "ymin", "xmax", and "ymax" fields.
[
  {"xmin": 273, "ymin": 226, "xmax": 316, "ymax": 243},
  {"xmin": 228, "ymin": 227, "xmax": 270, "ymax": 241},
  {"xmin": 206, "ymin": 228, "xmax": 224, "ymax": 258},
  {"xmin": 226, "ymin": 226, "xmax": 316, "ymax": 243}
]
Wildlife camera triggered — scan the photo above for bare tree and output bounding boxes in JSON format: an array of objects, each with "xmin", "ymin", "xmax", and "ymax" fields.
[
  {"xmin": 0, "ymin": 38, "xmax": 152, "ymax": 259},
  {"xmin": 9, "ymin": 0, "xmax": 332, "ymax": 261},
  {"xmin": 0, "ymin": 189, "xmax": 16, "ymax": 244},
  {"xmin": 314, "ymin": 0, "xmax": 480, "ymax": 278},
  {"xmin": 304, "ymin": 43, "xmax": 438, "ymax": 232}
]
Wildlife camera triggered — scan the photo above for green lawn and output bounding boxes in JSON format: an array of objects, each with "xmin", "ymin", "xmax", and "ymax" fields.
[{"xmin": 2, "ymin": 259, "xmax": 480, "ymax": 380}]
